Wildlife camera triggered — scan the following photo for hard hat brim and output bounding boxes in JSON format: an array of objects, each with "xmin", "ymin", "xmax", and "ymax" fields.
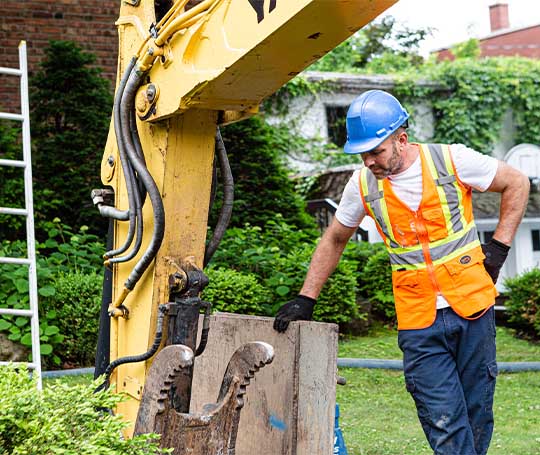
[{"xmin": 343, "ymin": 135, "xmax": 387, "ymax": 155}]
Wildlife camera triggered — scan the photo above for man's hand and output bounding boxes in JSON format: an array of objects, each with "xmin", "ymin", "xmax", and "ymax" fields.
[
  {"xmin": 482, "ymin": 239, "xmax": 510, "ymax": 283},
  {"xmin": 273, "ymin": 295, "xmax": 316, "ymax": 332}
]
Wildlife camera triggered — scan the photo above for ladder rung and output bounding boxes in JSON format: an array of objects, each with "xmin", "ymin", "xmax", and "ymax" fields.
[
  {"xmin": 0, "ymin": 66, "xmax": 22, "ymax": 77},
  {"xmin": 0, "ymin": 257, "xmax": 31, "ymax": 265},
  {"xmin": 0, "ymin": 308, "xmax": 32, "ymax": 317},
  {"xmin": 0, "ymin": 159, "xmax": 26, "ymax": 168},
  {"xmin": 0, "ymin": 361, "xmax": 37, "ymax": 369},
  {"xmin": 0, "ymin": 207, "xmax": 28, "ymax": 216},
  {"xmin": 0, "ymin": 112, "xmax": 24, "ymax": 122}
]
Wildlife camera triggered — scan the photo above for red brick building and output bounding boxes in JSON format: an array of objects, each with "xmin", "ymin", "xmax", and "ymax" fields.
[
  {"xmin": 1, "ymin": 1, "xmax": 120, "ymax": 112},
  {"xmin": 435, "ymin": 3, "xmax": 540, "ymax": 61}
]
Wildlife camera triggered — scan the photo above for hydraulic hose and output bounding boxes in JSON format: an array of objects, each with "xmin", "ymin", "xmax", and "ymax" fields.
[
  {"xmin": 106, "ymin": 110, "xmax": 146, "ymax": 265},
  {"xmin": 96, "ymin": 304, "xmax": 168, "ymax": 391},
  {"xmin": 195, "ymin": 301, "xmax": 212, "ymax": 356},
  {"xmin": 204, "ymin": 128, "xmax": 234, "ymax": 266},
  {"xmin": 120, "ymin": 64, "xmax": 166, "ymax": 290},
  {"xmin": 104, "ymin": 57, "xmax": 139, "ymax": 260},
  {"xmin": 129, "ymin": 107, "xmax": 148, "ymax": 206}
]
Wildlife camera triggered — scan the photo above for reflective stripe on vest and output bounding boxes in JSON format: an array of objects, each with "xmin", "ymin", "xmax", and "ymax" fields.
[
  {"xmin": 359, "ymin": 167, "xmax": 400, "ymax": 249},
  {"xmin": 422, "ymin": 144, "xmax": 467, "ymax": 235},
  {"xmin": 359, "ymin": 143, "xmax": 479, "ymax": 272}
]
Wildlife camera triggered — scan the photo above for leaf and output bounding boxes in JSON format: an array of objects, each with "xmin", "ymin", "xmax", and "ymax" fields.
[
  {"xmin": 8, "ymin": 332, "xmax": 21, "ymax": 342},
  {"xmin": 46, "ymin": 310, "xmax": 57, "ymax": 319},
  {"xmin": 276, "ymin": 285, "xmax": 290, "ymax": 297},
  {"xmin": 0, "ymin": 319, "xmax": 12, "ymax": 331},
  {"xmin": 44, "ymin": 238, "xmax": 58, "ymax": 248},
  {"xmin": 15, "ymin": 317, "xmax": 28, "ymax": 327},
  {"xmin": 15, "ymin": 279, "xmax": 29, "ymax": 293},
  {"xmin": 38, "ymin": 286, "xmax": 56, "ymax": 297},
  {"xmin": 20, "ymin": 333, "xmax": 32, "ymax": 346},
  {"xmin": 40, "ymin": 344, "xmax": 53, "ymax": 355},
  {"xmin": 44, "ymin": 325, "xmax": 60, "ymax": 336}
]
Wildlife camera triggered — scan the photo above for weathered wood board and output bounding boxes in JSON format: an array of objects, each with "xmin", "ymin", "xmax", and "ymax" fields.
[{"xmin": 190, "ymin": 312, "xmax": 338, "ymax": 455}]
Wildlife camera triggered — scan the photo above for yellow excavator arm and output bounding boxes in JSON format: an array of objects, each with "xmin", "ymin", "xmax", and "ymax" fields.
[{"xmin": 95, "ymin": 0, "xmax": 397, "ymax": 448}]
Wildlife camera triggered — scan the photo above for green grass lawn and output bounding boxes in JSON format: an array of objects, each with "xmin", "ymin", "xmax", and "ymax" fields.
[{"xmin": 337, "ymin": 326, "xmax": 540, "ymax": 455}]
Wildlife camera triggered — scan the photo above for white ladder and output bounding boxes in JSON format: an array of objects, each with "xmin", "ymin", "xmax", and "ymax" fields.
[{"xmin": 0, "ymin": 41, "xmax": 42, "ymax": 389}]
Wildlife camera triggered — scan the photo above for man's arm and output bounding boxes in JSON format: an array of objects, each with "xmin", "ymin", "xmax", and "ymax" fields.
[
  {"xmin": 480, "ymin": 161, "xmax": 529, "ymax": 283},
  {"xmin": 273, "ymin": 217, "xmax": 359, "ymax": 332},
  {"xmin": 299, "ymin": 218, "xmax": 358, "ymax": 299},
  {"xmin": 487, "ymin": 161, "xmax": 530, "ymax": 246}
]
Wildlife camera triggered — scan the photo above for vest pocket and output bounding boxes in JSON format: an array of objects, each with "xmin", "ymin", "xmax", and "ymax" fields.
[
  {"xmin": 421, "ymin": 207, "xmax": 447, "ymax": 241},
  {"xmin": 442, "ymin": 248, "xmax": 492, "ymax": 297},
  {"xmin": 393, "ymin": 270, "xmax": 435, "ymax": 329}
]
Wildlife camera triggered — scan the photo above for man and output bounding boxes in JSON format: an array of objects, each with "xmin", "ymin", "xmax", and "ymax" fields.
[{"xmin": 273, "ymin": 90, "xmax": 530, "ymax": 455}]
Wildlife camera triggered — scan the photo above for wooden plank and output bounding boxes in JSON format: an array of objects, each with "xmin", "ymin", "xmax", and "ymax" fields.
[{"xmin": 190, "ymin": 313, "xmax": 338, "ymax": 455}]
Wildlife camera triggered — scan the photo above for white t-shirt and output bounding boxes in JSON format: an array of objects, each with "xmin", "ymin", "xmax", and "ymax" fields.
[{"xmin": 335, "ymin": 143, "xmax": 499, "ymax": 309}]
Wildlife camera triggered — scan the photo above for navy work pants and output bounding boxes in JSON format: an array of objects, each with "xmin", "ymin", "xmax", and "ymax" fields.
[{"xmin": 398, "ymin": 306, "xmax": 497, "ymax": 455}]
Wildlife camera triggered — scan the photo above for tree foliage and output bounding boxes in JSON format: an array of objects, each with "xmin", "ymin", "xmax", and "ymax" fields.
[
  {"xmin": 30, "ymin": 40, "xmax": 112, "ymax": 237},
  {"xmin": 213, "ymin": 116, "xmax": 315, "ymax": 229},
  {"xmin": 393, "ymin": 57, "xmax": 540, "ymax": 154},
  {"xmin": 309, "ymin": 16, "xmax": 432, "ymax": 73}
]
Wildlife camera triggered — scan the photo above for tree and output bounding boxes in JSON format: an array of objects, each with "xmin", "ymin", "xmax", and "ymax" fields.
[
  {"xmin": 310, "ymin": 15, "xmax": 432, "ymax": 72},
  {"xmin": 30, "ymin": 40, "xmax": 113, "ymax": 237},
  {"xmin": 210, "ymin": 116, "xmax": 315, "ymax": 230}
]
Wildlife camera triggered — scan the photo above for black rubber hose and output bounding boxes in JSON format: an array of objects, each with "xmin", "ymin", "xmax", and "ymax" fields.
[
  {"xmin": 129, "ymin": 107, "xmax": 148, "ymax": 206},
  {"xmin": 120, "ymin": 66, "xmax": 165, "ymax": 290},
  {"xmin": 195, "ymin": 301, "xmax": 212, "ymax": 356},
  {"xmin": 204, "ymin": 128, "xmax": 234, "ymax": 266},
  {"xmin": 108, "ymin": 111, "xmax": 145, "ymax": 265},
  {"xmin": 94, "ymin": 220, "xmax": 113, "ymax": 379},
  {"xmin": 96, "ymin": 304, "xmax": 168, "ymax": 391},
  {"xmin": 104, "ymin": 56, "xmax": 139, "ymax": 259}
]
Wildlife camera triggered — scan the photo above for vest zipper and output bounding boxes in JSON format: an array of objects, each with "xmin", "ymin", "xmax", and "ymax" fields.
[{"xmin": 414, "ymin": 211, "xmax": 442, "ymax": 296}]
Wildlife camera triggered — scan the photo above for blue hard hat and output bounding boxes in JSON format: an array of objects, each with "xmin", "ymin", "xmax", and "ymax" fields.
[{"xmin": 344, "ymin": 90, "xmax": 409, "ymax": 154}]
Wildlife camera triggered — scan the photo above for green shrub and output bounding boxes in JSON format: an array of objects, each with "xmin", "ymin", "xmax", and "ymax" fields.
[
  {"xmin": 503, "ymin": 268, "xmax": 540, "ymax": 338},
  {"xmin": 43, "ymin": 272, "xmax": 102, "ymax": 366},
  {"xmin": 209, "ymin": 217, "xmax": 318, "ymax": 275},
  {"xmin": 208, "ymin": 219, "xmax": 359, "ymax": 324},
  {"xmin": 203, "ymin": 268, "xmax": 272, "ymax": 316},
  {"xmin": 0, "ymin": 365, "xmax": 167, "ymax": 454},
  {"xmin": 270, "ymin": 244, "xmax": 359, "ymax": 324},
  {"xmin": 0, "ymin": 219, "xmax": 104, "ymax": 367},
  {"xmin": 360, "ymin": 249, "xmax": 395, "ymax": 325}
]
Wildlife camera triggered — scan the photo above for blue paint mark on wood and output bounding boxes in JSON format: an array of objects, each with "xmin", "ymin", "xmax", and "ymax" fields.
[{"xmin": 269, "ymin": 414, "xmax": 287, "ymax": 431}]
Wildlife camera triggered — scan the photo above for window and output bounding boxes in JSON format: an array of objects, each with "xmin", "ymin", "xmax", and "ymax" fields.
[
  {"xmin": 325, "ymin": 106, "xmax": 348, "ymax": 148},
  {"xmin": 532, "ymin": 229, "xmax": 540, "ymax": 251}
]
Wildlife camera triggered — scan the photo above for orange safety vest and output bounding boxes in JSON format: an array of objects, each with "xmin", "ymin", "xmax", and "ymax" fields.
[{"xmin": 358, "ymin": 143, "xmax": 497, "ymax": 330}]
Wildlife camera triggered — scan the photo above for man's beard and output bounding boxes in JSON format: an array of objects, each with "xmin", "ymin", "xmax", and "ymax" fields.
[{"xmin": 369, "ymin": 142, "xmax": 404, "ymax": 179}]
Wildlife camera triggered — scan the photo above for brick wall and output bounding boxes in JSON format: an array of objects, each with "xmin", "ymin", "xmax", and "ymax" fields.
[
  {"xmin": 436, "ymin": 25, "xmax": 540, "ymax": 61},
  {"xmin": 1, "ymin": 0, "xmax": 120, "ymax": 114}
]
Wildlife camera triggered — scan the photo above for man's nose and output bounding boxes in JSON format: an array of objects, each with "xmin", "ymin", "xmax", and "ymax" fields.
[{"xmin": 362, "ymin": 154, "xmax": 374, "ymax": 167}]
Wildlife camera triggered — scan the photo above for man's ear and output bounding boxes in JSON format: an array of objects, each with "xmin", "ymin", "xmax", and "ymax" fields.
[{"xmin": 398, "ymin": 129, "xmax": 408, "ymax": 146}]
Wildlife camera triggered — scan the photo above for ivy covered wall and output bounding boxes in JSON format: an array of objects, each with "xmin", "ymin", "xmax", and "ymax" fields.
[{"xmin": 265, "ymin": 57, "xmax": 540, "ymax": 172}]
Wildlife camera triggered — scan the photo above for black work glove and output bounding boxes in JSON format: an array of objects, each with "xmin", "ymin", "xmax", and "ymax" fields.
[
  {"xmin": 273, "ymin": 295, "xmax": 316, "ymax": 332},
  {"xmin": 482, "ymin": 239, "xmax": 510, "ymax": 283}
]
